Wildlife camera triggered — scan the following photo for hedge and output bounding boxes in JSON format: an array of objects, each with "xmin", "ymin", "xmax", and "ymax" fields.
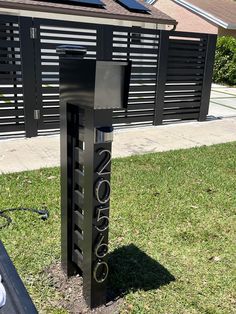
[{"xmin": 213, "ymin": 36, "xmax": 236, "ymax": 86}]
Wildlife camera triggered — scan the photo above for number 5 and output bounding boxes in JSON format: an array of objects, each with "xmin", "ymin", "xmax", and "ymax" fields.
[{"xmin": 95, "ymin": 207, "xmax": 109, "ymax": 232}]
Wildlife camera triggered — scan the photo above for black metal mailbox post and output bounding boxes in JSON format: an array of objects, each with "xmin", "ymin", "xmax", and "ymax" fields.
[{"xmin": 58, "ymin": 45, "xmax": 130, "ymax": 308}]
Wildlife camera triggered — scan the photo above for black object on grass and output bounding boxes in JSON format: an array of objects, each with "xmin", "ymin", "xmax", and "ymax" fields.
[{"xmin": 0, "ymin": 241, "xmax": 38, "ymax": 314}]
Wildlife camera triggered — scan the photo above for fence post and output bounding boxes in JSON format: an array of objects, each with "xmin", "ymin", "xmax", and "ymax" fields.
[
  {"xmin": 154, "ymin": 30, "xmax": 169, "ymax": 125},
  {"xmin": 96, "ymin": 25, "xmax": 113, "ymax": 61},
  {"xmin": 19, "ymin": 17, "xmax": 38, "ymax": 137},
  {"xmin": 198, "ymin": 34, "xmax": 217, "ymax": 121}
]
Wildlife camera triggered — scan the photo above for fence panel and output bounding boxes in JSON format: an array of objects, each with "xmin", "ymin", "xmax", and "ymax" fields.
[
  {"xmin": 33, "ymin": 21, "xmax": 160, "ymax": 131},
  {"xmin": 0, "ymin": 14, "xmax": 216, "ymax": 137},
  {"xmin": 0, "ymin": 15, "xmax": 26, "ymax": 136},
  {"xmin": 156, "ymin": 31, "xmax": 216, "ymax": 123},
  {"xmin": 111, "ymin": 26, "xmax": 159, "ymax": 126},
  {"xmin": 33, "ymin": 19, "xmax": 99, "ymax": 134}
]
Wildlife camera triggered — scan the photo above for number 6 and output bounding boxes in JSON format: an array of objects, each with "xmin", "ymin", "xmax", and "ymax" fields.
[{"xmin": 94, "ymin": 234, "xmax": 108, "ymax": 259}]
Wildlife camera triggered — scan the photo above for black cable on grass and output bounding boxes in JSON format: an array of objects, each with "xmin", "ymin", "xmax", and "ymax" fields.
[{"xmin": 0, "ymin": 208, "xmax": 49, "ymax": 229}]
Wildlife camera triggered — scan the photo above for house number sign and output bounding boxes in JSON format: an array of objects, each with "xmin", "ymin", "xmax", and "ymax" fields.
[
  {"xmin": 80, "ymin": 124, "xmax": 114, "ymax": 309},
  {"xmin": 93, "ymin": 147, "xmax": 112, "ymax": 284}
]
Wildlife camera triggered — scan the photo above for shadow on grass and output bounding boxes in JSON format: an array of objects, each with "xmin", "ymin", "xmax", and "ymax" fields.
[{"xmin": 107, "ymin": 244, "xmax": 175, "ymax": 301}]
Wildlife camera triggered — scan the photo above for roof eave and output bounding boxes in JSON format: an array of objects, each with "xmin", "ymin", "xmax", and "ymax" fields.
[
  {"xmin": 174, "ymin": 0, "xmax": 236, "ymax": 30},
  {"xmin": 0, "ymin": 1, "xmax": 177, "ymax": 25}
]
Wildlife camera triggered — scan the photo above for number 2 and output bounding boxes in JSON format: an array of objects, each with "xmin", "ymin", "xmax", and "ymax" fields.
[{"xmin": 96, "ymin": 149, "xmax": 111, "ymax": 175}]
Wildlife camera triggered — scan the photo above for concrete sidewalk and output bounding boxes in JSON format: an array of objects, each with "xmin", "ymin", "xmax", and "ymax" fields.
[{"xmin": 0, "ymin": 83, "xmax": 235, "ymax": 174}]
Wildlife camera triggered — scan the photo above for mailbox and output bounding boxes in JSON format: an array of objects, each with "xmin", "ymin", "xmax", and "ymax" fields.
[
  {"xmin": 57, "ymin": 45, "xmax": 131, "ymax": 110},
  {"xmin": 58, "ymin": 45, "xmax": 131, "ymax": 309}
]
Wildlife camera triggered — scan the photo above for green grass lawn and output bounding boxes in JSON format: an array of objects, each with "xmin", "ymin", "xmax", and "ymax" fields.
[{"xmin": 0, "ymin": 142, "xmax": 236, "ymax": 313}]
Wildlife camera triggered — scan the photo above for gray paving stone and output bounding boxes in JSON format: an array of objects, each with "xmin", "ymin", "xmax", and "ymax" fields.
[
  {"xmin": 211, "ymin": 91, "xmax": 236, "ymax": 99},
  {"xmin": 209, "ymin": 102, "xmax": 236, "ymax": 117},
  {"xmin": 211, "ymin": 98, "xmax": 236, "ymax": 108}
]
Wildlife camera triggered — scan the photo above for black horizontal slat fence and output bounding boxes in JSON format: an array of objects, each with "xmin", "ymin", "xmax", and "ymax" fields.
[
  {"xmin": 0, "ymin": 14, "xmax": 217, "ymax": 137},
  {"xmin": 155, "ymin": 30, "xmax": 216, "ymax": 124},
  {"xmin": 0, "ymin": 15, "xmax": 25, "ymax": 135},
  {"xmin": 111, "ymin": 26, "xmax": 159, "ymax": 125},
  {"xmin": 33, "ymin": 19, "xmax": 98, "ymax": 133}
]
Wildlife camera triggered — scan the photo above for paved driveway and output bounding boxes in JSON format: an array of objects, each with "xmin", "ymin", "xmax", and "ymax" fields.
[{"xmin": 209, "ymin": 83, "xmax": 236, "ymax": 118}]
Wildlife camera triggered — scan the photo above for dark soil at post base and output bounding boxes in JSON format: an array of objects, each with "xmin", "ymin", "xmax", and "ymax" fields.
[{"xmin": 45, "ymin": 263, "xmax": 123, "ymax": 314}]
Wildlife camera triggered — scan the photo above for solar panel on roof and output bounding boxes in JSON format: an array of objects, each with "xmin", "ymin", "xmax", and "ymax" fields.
[
  {"xmin": 116, "ymin": 0, "xmax": 150, "ymax": 13},
  {"xmin": 69, "ymin": 0, "xmax": 105, "ymax": 7},
  {"xmin": 34, "ymin": 0, "xmax": 105, "ymax": 8}
]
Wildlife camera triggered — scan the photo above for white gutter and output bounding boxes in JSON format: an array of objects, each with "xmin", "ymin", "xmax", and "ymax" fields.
[{"xmin": 174, "ymin": 0, "xmax": 236, "ymax": 30}]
